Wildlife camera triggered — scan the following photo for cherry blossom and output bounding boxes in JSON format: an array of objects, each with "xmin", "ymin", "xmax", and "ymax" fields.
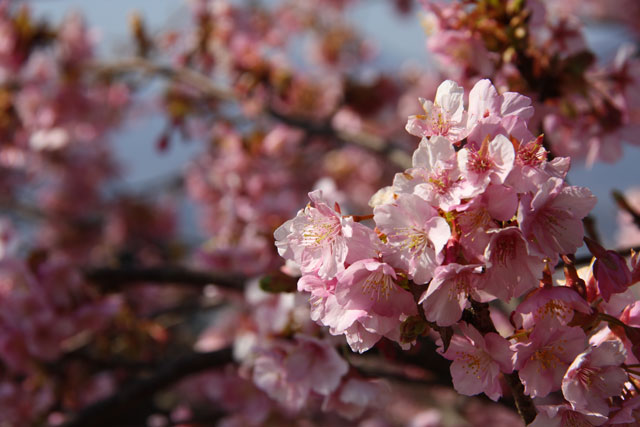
[
  {"xmin": 457, "ymin": 134, "xmax": 515, "ymax": 195},
  {"xmin": 562, "ymin": 340, "xmax": 628, "ymax": 421},
  {"xmin": 512, "ymin": 286, "xmax": 592, "ymax": 329},
  {"xmin": 419, "ymin": 263, "xmax": 492, "ymax": 326},
  {"xmin": 252, "ymin": 336, "xmax": 348, "ymax": 411},
  {"xmin": 405, "ymin": 80, "xmax": 467, "ymax": 143},
  {"xmin": 466, "ymin": 79, "xmax": 534, "ymax": 147},
  {"xmin": 482, "ymin": 227, "xmax": 543, "ymax": 301},
  {"xmin": 374, "ymin": 193, "xmax": 450, "ymax": 284},
  {"xmin": 517, "ymin": 177, "xmax": 596, "ymax": 260},
  {"xmin": 275, "ymin": 190, "xmax": 355, "ymax": 279},
  {"xmin": 440, "ymin": 323, "xmax": 513, "ymax": 401},
  {"xmin": 335, "ymin": 259, "xmax": 416, "ymax": 319},
  {"xmin": 394, "ymin": 136, "xmax": 468, "ymax": 211},
  {"xmin": 512, "ymin": 324, "xmax": 587, "ymax": 398}
]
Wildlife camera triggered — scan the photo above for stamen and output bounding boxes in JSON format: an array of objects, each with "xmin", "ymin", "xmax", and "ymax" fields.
[
  {"xmin": 361, "ymin": 270, "xmax": 395, "ymax": 301},
  {"xmin": 301, "ymin": 216, "xmax": 340, "ymax": 247}
]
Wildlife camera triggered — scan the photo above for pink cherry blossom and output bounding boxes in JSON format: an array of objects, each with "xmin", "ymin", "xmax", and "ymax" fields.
[
  {"xmin": 453, "ymin": 198, "xmax": 496, "ymax": 260},
  {"xmin": 274, "ymin": 189, "xmax": 360, "ymax": 279},
  {"xmin": 317, "ymin": 293, "xmax": 402, "ymax": 353},
  {"xmin": 562, "ymin": 340, "xmax": 627, "ymax": 421},
  {"xmin": 512, "ymin": 286, "xmax": 592, "ymax": 329},
  {"xmin": 405, "ymin": 80, "xmax": 468, "ymax": 143},
  {"xmin": 339, "ymin": 316, "xmax": 390, "ymax": 353},
  {"xmin": 335, "ymin": 259, "xmax": 416, "ymax": 319},
  {"xmin": 482, "ymin": 227, "xmax": 543, "ymax": 301},
  {"xmin": 512, "ymin": 324, "xmax": 587, "ymax": 398},
  {"xmin": 252, "ymin": 336, "xmax": 348, "ymax": 411},
  {"xmin": 306, "ymin": 274, "xmax": 408, "ymax": 353},
  {"xmin": 457, "ymin": 134, "xmax": 515, "ymax": 196},
  {"xmin": 374, "ymin": 193, "xmax": 451, "ymax": 284},
  {"xmin": 440, "ymin": 323, "xmax": 513, "ymax": 401},
  {"xmin": 419, "ymin": 263, "xmax": 493, "ymax": 326},
  {"xmin": 482, "ymin": 183, "xmax": 519, "ymax": 221},
  {"xmin": 467, "ymin": 80, "xmax": 534, "ymax": 123},
  {"xmin": 394, "ymin": 136, "xmax": 469, "ymax": 211},
  {"xmin": 466, "ymin": 79, "xmax": 534, "ymax": 147},
  {"xmin": 506, "ymin": 137, "xmax": 570, "ymax": 194},
  {"xmin": 518, "ymin": 177, "xmax": 596, "ymax": 260}
]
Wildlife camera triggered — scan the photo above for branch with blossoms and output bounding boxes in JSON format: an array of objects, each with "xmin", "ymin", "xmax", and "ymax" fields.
[
  {"xmin": 274, "ymin": 78, "xmax": 640, "ymax": 425},
  {"xmin": 91, "ymin": 56, "xmax": 412, "ymax": 169},
  {"xmin": 1, "ymin": 0, "xmax": 640, "ymax": 425},
  {"xmin": 422, "ymin": 0, "xmax": 640, "ymax": 166}
]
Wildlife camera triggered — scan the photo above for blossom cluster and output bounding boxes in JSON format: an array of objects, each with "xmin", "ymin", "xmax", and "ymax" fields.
[
  {"xmin": 276, "ymin": 79, "xmax": 640, "ymax": 424},
  {"xmin": 1, "ymin": 0, "xmax": 639, "ymax": 425},
  {"xmin": 185, "ymin": 280, "xmax": 389, "ymax": 425},
  {"xmin": 421, "ymin": 0, "xmax": 640, "ymax": 166},
  {"xmin": 0, "ymin": 246, "xmax": 122, "ymax": 424}
]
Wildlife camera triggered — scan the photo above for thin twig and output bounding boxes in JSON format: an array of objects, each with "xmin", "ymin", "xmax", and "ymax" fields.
[
  {"xmin": 89, "ymin": 57, "xmax": 411, "ymax": 169},
  {"xmin": 613, "ymin": 190, "xmax": 640, "ymax": 230},
  {"xmin": 582, "ymin": 215, "xmax": 602, "ymax": 246}
]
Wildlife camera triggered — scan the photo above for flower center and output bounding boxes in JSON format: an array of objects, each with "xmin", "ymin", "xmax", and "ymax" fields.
[
  {"xmin": 428, "ymin": 107, "xmax": 451, "ymax": 135},
  {"xmin": 457, "ymin": 351, "xmax": 491, "ymax": 379},
  {"xmin": 532, "ymin": 339, "xmax": 567, "ymax": 371},
  {"xmin": 532, "ymin": 347, "xmax": 562, "ymax": 370},
  {"xmin": 428, "ymin": 169, "xmax": 453, "ymax": 195},
  {"xmin": 518, "ymin": 142, "xmax": 546, "ymax": 167},
  {"xmin": 575, "ymin": 365, "xmax": 601, "ymax": 387},
  {"xmin": 361, "ymin": 270, "xmax": 395, "ymax": 301},
  {"xmin": 301, "ymin": 215, "xmax": 340, "ymax": 247},
  {"xmin": 392, "ymin": 227, "xmax": 430, "ymax": 255},
  {"xmin": 468, "ymin": 150, "xmax": 494, "ymax": 174},
  {"xmin": 535, "ymin": 300, "xmax": 572, "ymax": 324},
  {"xmin": 448, "ymin": 272, "xmax": 472, "ymax": 299}
]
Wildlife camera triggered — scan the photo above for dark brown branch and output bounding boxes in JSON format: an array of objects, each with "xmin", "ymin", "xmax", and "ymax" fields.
[
  {"xmin": 503, "ymin": 372, "xmax": 536, "ymax": 424},
  {"xmin": 613, "ymin": 190, "xmax": 640, "ymax": 230},
  {"xmin": 582, "ymin": 215, "xmax": 601, "ymax": 246},
  {"xmin": 85, "ymin": 266, "xmax": 246, "ymax": 291},
  {"xmin": 60, "ymin": 348, "xmax": 233, "ymax": 427}
]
